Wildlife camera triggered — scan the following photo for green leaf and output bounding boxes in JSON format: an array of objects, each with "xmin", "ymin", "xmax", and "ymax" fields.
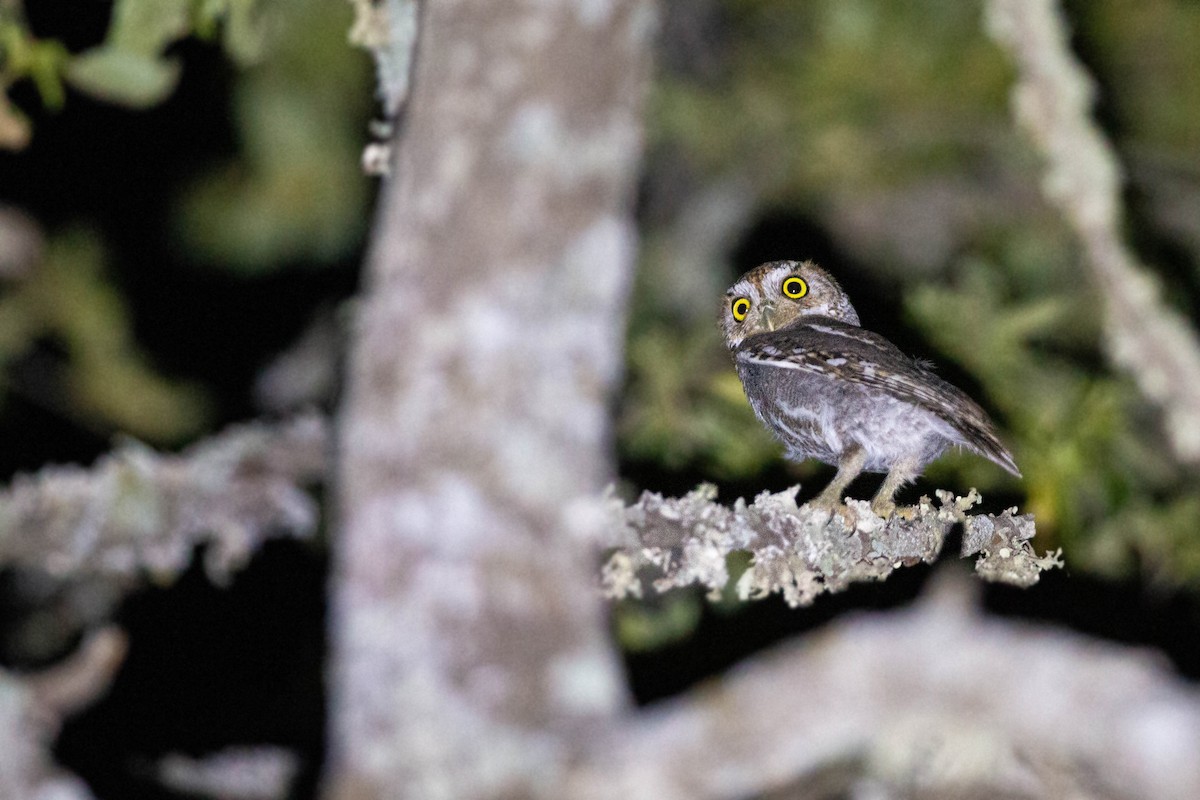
[
  {"xmin": 104, "ymin": 0, "xmax": 191, "ymax": 54},
  {"xmin": 63, "ymin": 0, "xmax": 191, "ymax": 107},
  {"xmin": 67, "ymin": 49, "xmax": 181, "ymax": 107},
  {"xmin": 27, "ymin": 39, "xmax": 70, "ymax": 109},
  {"xmin": 614, "ymin": 593, "xmax": 703, "ymax": 653}
]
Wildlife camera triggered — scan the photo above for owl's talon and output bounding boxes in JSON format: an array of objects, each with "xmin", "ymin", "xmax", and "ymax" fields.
[
  {"xmin": 872, "ymin": 503, "xmax": 918, "ymax": 521},
  {"xmin": 870, "ymin": 500, "xmax": 896, "ymax": 519},
  {"xmin": 804, "ymin": 498, "xmax": 857, "ymax": 529}
]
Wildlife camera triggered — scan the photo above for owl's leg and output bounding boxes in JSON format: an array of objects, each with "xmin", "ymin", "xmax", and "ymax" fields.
[
  {"xmin": 870, "ymin": 456, "xmax": 921, "ymax": 518},
  {"xmin": 810, "ymin": 445, "xmax": 866, "ymax": 511}
]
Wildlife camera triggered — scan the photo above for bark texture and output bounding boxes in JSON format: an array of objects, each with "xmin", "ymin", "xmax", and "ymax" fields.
[
  {"xmin": 570, "ymin": 572, "xmax": 1200, "ymax": 800},
  {"xmin": 325, "ymin": 1, "xmax": 656, "ymax": 797}
]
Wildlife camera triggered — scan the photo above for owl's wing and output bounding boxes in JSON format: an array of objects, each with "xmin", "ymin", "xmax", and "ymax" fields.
[{"xmin": 737, "ymin": 321, "xmax": 1020, "ymax": 477}]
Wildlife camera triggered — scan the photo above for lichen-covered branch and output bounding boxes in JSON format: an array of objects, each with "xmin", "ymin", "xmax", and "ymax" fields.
[
  {"xmin": 155, "ymin": 746, "xmax": 299, "ymax": 800},
  {"xmin": 347, "ymin": 0, "xmax": 419, "ymax": 174},
  {"xmin": 0, "ymin": 415, "xmax": 326, "ymax": 799},
  {"xmin": 347, "ymin": 0, "xmax": 418, "ymax": 119},
  {"xmin": 602, "ymin": 485, "xmax": 1059, "ymax": 608},
  {"xmin": 0, "ymin": 411, "xmax": 328, "ymax": 584},
  {"xmin": 0, "ymin": 627, "xmax": 126, "ymax": 800},
  {"xmin": 987, "ymin": 0, "xmax": 1200, "ymax": 464}
]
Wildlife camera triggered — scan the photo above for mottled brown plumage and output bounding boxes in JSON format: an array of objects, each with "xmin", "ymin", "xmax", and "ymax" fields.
[{"xmin": 721, "ymin": 260, "xmax": 1019, "ymax": 516}]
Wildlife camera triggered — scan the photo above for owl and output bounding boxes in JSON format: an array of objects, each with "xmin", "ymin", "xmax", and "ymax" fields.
[{"xmin": 721, "ymin": 260, "xmax": 1019, "ymax": 517}]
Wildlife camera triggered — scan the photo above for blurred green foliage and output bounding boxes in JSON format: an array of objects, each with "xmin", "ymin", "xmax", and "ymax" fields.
[
  {"xmin": 175, "ymin": 0, "xmax": 374, "ymax": 273},
  {"xmin": 613, "ymin": 550, "xmax": 753, "ymax": 652},
  {"xmin": 67, "ymin": 0, "xmax": 205, "ymax": 107},
  {"xmin": 0, "ymin": 229, "xmax": 211, "ymax": 442},
  {"xmin": 1, "ymin": 0, "xmax": 273, "ymax": 131},
  {"xmin": 615, "ymin": 592, "xmax": 703, "ymax": 653},
  {"xmin": 618, "ymin": 0, "xmax": 1200, "ymax": 612},
  {"xmin": 1077, "ymin": 1, "xmax": 1200, "ymax": 155},
  {"xmin": 2, "ymin": 0, "xmax": 372, "ymax": 272},
  {"xmin": 0, "ymin": 0, "xmax": 372, "ymax": 445},
  {"xmin": 652, "ymin": 0, "xmax": 1013, "ymax": 199},
  {"xmin": 0, "ymin": 12, "xmax": 68, "ymax": 147},
  {"xmin": 620, "ymin": 316, "xmax": 781, "ymax": 478}
]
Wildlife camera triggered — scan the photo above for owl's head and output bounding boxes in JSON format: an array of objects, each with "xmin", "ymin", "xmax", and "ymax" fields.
[{"xmin": 720, "ymin": 260, "xmax": 860, "ymax": 349}]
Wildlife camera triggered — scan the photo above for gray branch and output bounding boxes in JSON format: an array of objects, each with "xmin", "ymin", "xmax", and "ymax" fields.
[
  {"xmin": 155, "ymin": 746, "xmax": 300, "ymax": 800},
  {"xmin": 0, "ymin": 415, "xmax": 327, "ymax": 800},
  {"xmin": 347, "ymin": 0, "xmax": 419, "ymax": 119},
  {"xmin": 0, "ymin": 411, "xmax": 328, "ymax": 584},
  {"xmin": 603, "ymin": 485, "xmax": 1060, "ymax": 608},
  {"xmin": 347, "ymin": 0, "xmax": 419, "ymax": 174},
  {"xmin": 987, "ymin": 0, "xmax": 1200, "ymax": 464},
  {"xmin": 570, "ymin": 572, "xmax": 1200, "ymax": 800},
  {"xmin": 0, "ymin": 627, "xmax": 127, "ymax": 800}
]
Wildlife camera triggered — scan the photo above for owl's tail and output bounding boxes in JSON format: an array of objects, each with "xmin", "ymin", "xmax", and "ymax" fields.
[{"xmin": 959, "ymin": 422, "xmax": 1022, "ymax": 478}]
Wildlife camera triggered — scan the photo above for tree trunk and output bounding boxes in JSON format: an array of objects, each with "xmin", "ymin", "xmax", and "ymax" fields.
[{"xmin": 324, "ymin": 2, "xmax": 656, "ymax": 797}]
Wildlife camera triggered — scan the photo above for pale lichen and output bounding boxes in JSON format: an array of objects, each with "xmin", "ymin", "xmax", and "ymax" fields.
[
  {"xmin": 348, "ymin": 0, "xmax": 418, "ymax": 118},
  {"xmin": 0, "ymin": 413, "xmax": 327, "ymax": 585},
  {"xmin": 602, "ymin": 485, "xmax": 1059, "ymax": 607},
  {"xmin": 156, "ymin": 746, "xmax": 300, "ymax": 800}
]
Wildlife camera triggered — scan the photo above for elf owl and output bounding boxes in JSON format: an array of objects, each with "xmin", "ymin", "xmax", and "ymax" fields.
[{"xmin": 721, "ymin": 260, "xmax": 1019, "ymax": 517}]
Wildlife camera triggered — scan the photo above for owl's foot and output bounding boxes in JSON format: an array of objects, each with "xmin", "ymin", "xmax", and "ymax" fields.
[
  {"xmin": 870, "ymin": 500, "xmax": 918, "ymax": 520},
  {"xmin": 807, "ymin": 497, "xmax": 859, "ymax": 528},
  {"xmin": 870, "ymin": 498, "xmax": 897, "ymax": 519},
  {"xmin": 835, "ymin": 502, "xmax": 859, "ymax": 528},
  {"xmin": 871, "ymin": 458, "xmax": 921, "ymax": 520},
  {"xmin": 808, "ymin": 447, "xmax": 867, "ymax": 519}
]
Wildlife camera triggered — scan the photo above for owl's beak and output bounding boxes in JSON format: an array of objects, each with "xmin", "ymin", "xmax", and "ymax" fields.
[{"xmin": 759, "ymin": 303, "xmax": 777, "ymax": 332}]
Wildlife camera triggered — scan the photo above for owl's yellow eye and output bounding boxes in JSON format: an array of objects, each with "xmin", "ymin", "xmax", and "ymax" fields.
[
  {"xmin": 782, "ymin": 276, "xmax": 808, "ymax": 299},
  {"xmin": 731, "ymin": 297, "xmax": 751, "ymax": 321}
]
